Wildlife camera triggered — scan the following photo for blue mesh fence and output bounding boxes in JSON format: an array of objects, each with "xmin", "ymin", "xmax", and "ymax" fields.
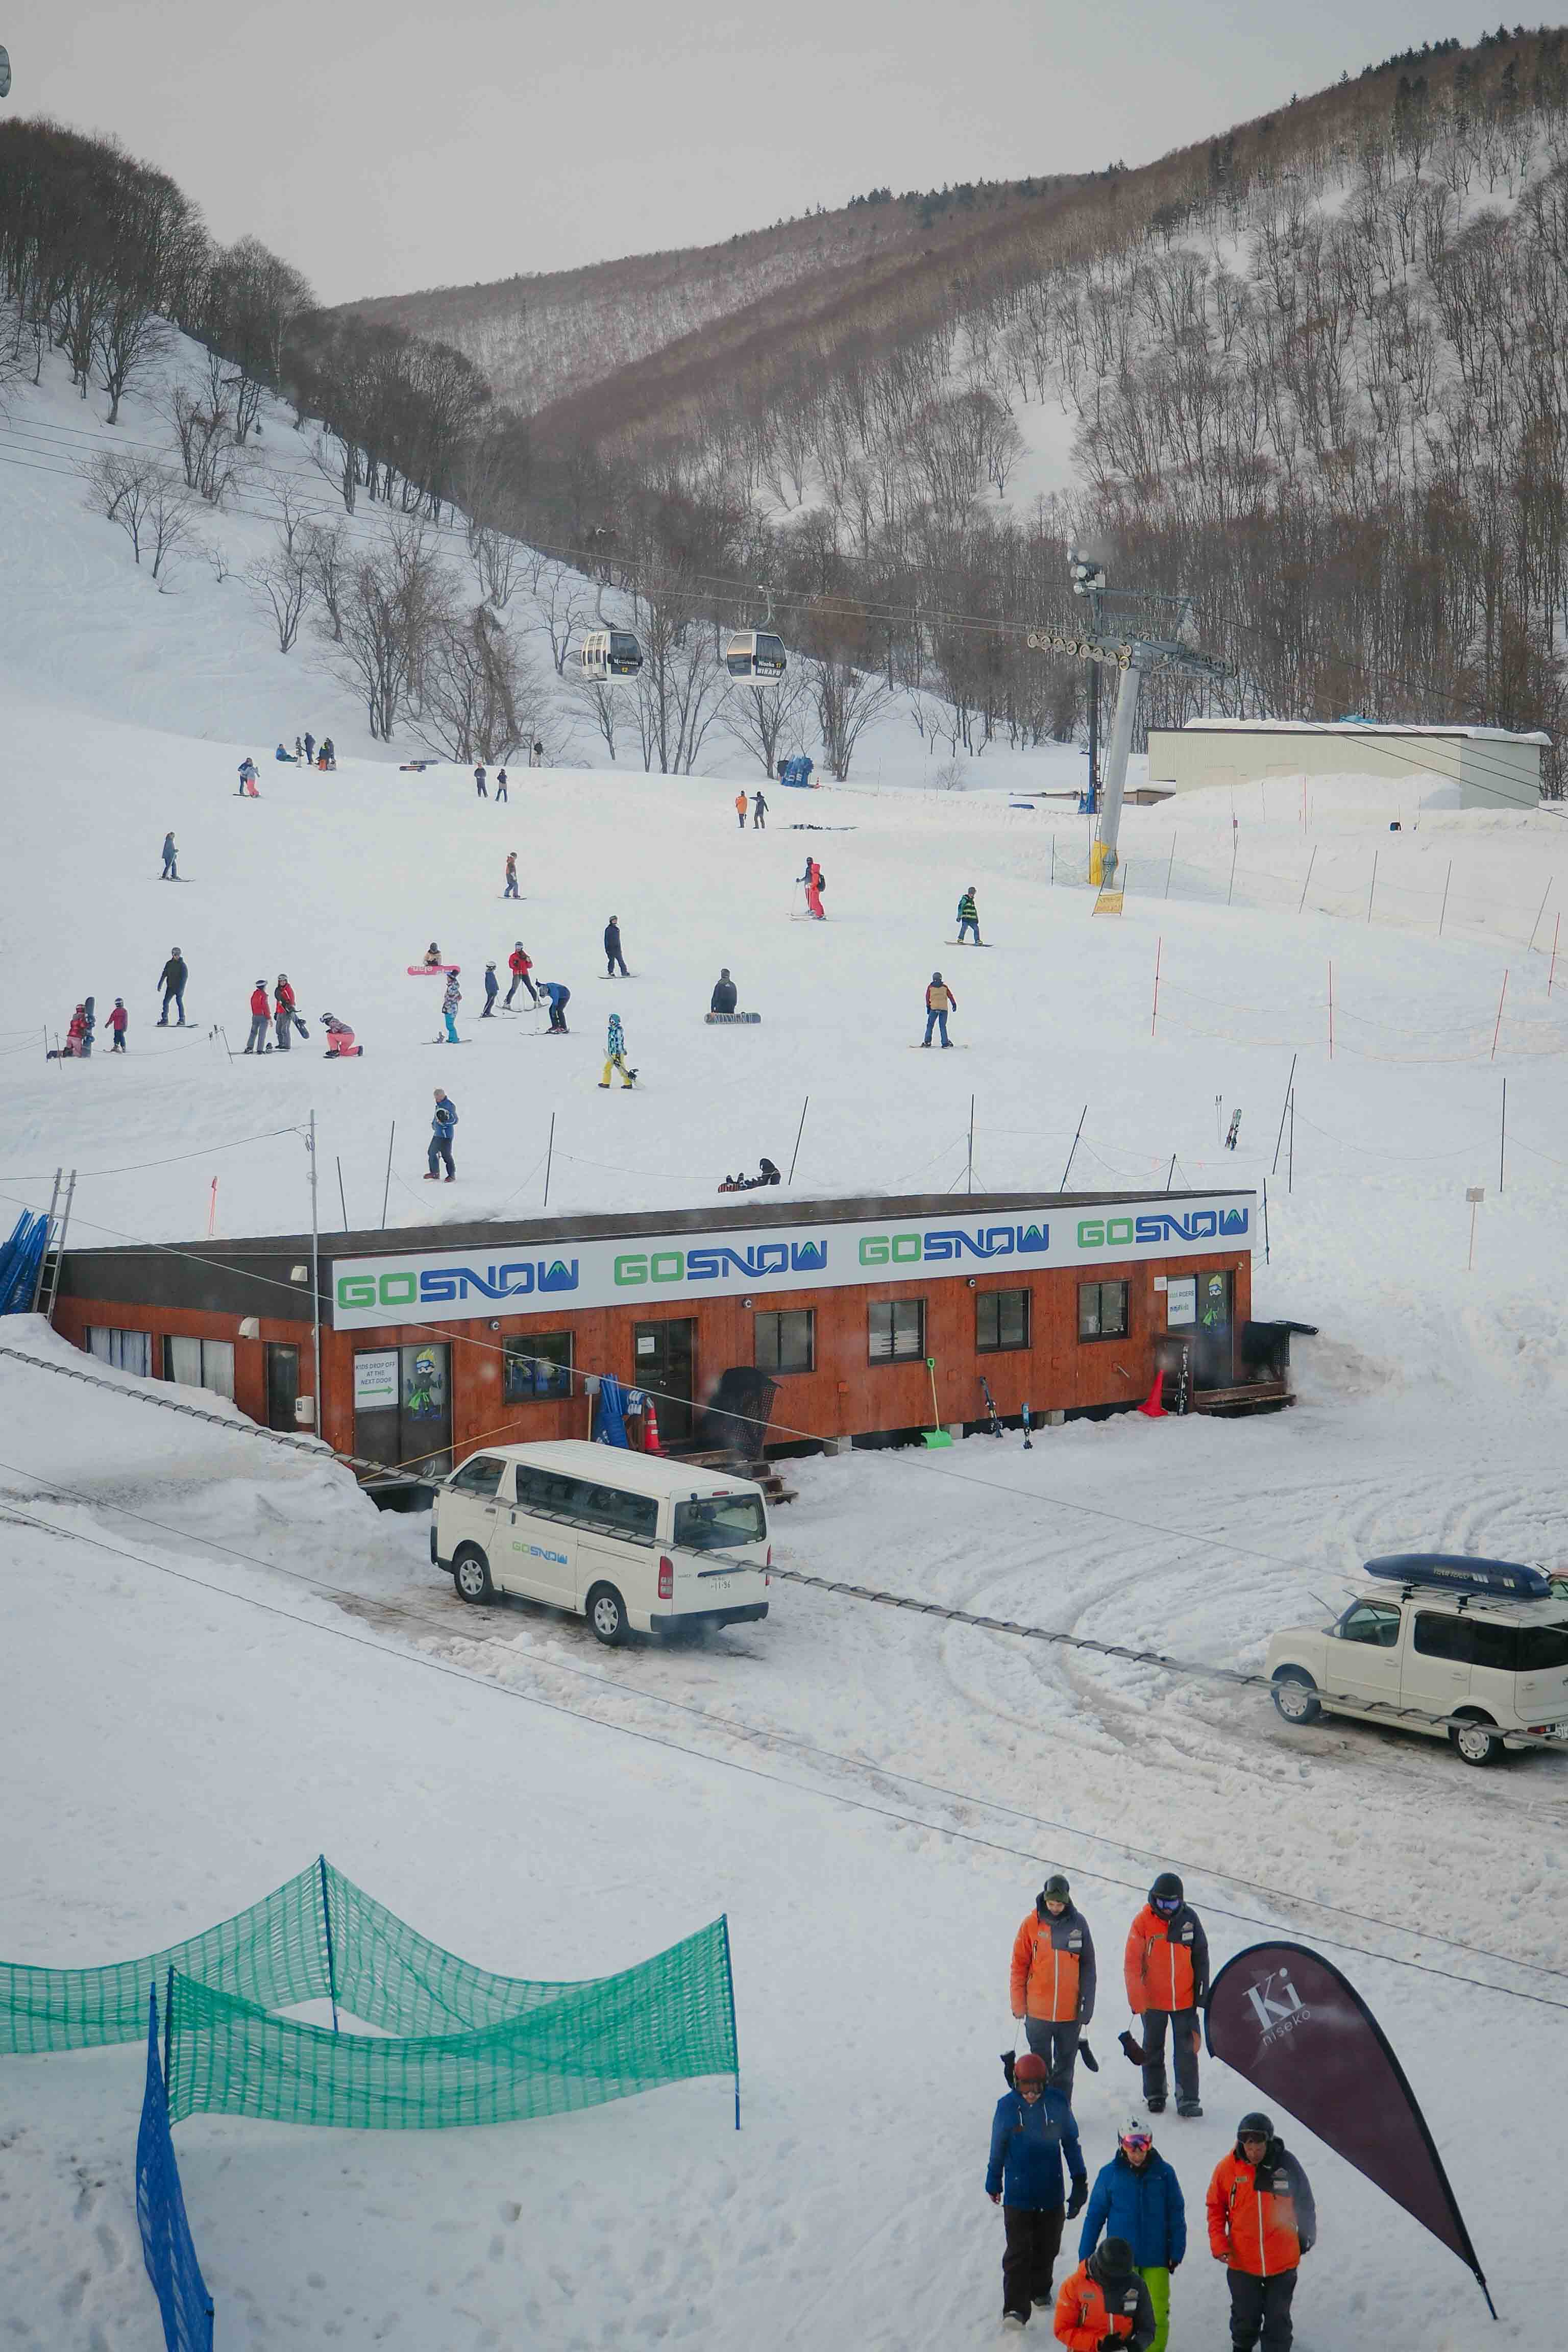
[{"xmin": 136, "ymin": 1987, "xmax": 214, "ymax": 2352}]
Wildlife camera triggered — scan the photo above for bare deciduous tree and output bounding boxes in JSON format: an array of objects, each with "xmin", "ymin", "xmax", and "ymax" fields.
[
  {"xmin": 324, "ymin": 522, "xmax": 451, "ymax": 740},
  {"xmin": 83, "ymin": 450, "xmax": 195, "ymax": 578},
  {"xmin": 248, "ymin": 543, "xmax": 311, "ymax": 653},
  {"xmin": 720, "ymin": 667, "xmax": 814, "ymax": 777},
  {"xmin": 413, "ymin": 604, "xmax": 538, "ymax": 763},
  {"xmin": 531, "ymin": 557, "xmax": 593, "ymax": 674},
  {"xmin": 304, "ymin": 521, "xmax": 350, "ymax": 641}
]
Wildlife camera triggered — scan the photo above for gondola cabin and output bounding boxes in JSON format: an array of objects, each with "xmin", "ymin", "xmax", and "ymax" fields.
[
  {"xmin": 580, "ymin": 628, "xmax": 644, "ymax": 683},
  {"xmin": 724, "ymin": 630, "xmax": 788, "ymax": 684}
]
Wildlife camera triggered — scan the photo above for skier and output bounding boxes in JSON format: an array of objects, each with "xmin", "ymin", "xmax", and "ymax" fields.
[
  {"xmin": 482, "ymin": 962, "xmax": 499, "ymax": 1017},
  {"xmin": 1010, "ymin": 1873, "xmax": 1096, "ymax": 2099},
  {"xmin": 985, "ymin": 2050, "xmax": 1088, "ymax": 2332},
  {"xmin": 752, "ymin": 787, "xmax": 767, "ymax": 829},
  {"xmin": 735, "ymin": 790, "xmax": 748, "ymax": 829},
  {"xmin": 505, "ymin": 942, "xmax": 536, "ymax": 1007},
  {"xmin": 474, "ymin": 764, "xmax": 488, "ymax": 798},
  {"xmin": 1207, "ymin": 2113, "xmax": 1315, "ymax": 2352},
  {"xmin": 304, "ymin": 731, "xmax": 315, "ymax": 765},
  {"xmin": 540, "ymin": 980, "xmax": 570, "ymax": 1033},
  {"xmin": 237, "ymin": 757, "xmax": 259, "ymax": 797},
  {"xmin": 801, "ymin": 855, "xmax": 825, "ymax": 918},
  {"xmin": 160, "ymin": 830, "xmax": 178, "ymax": 879},
  {"xmin": 604, "ymin": 915, "xmax": 628, "ymax": 978},
  {"xmin": 923, "ymin": 972, "xmax": 957, "ymax": 1047},
  {"xmin": 441, "ymin": 969, "xmax": 461, "ymax": 1044},
  {"xmin": 495, "ymin": 767, "xmax": 509, "ymax": 803},
  {"xmin": 957, "ymin": 884, "xmax": 982, "ymax": 945},
  {"xmin": 274, "ymin": 973, "xmax": 298, "ymax": 1052},
  {"xmin": 1124, "ymin": 1873, "xmax": 1209, "ymax": 2119},
  {"xmin": 1080, "ymin": 2120, "xmax": 1186, "ymax": 2352},
  {"xmin": 156, "ymin": 947, "xmax": 187, "ymax": 1026},
  {"xmin": 244, "ymin": 979, "xmax": 272, "ymax": 1054},
  {"xmin": 321, "ymin": 1012, "xmax": 361, "ymax": 1058},
  {"xmin": 504, "ymin": 851, "xmax": 519, "ymax": 900},
  {"xmin": 1052, "ymin": 2239, "xmax": 1157, "ymax": 2351},
  {"xmin": 109, "ymin": 997, "xmax": 128, "ymax": 1052},
  {"xmin": 426, "ymin": 1088, "xmax": 457, "ymax": 1181},
  {"xmin": 599, "ymin": 1010, "xmax": 636, "ymax": 1089},
  {"xmin": 710, "ymin": 968, "xmax": 739, "ymax": 1016}
]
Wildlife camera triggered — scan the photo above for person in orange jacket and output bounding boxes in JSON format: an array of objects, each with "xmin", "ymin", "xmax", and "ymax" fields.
[
  {"xmin": 1011, "ymin": 1873, "xmax": 1096, "ymax": 2098},
  {"xmin": 1052, "ymin": 2238, "xmax": 1156, "ymax": 2350},
  {"xmin": 1123, "ymin": 1872, "xmax": 1209, "ymax": 2117},
  {"xmin": 1207, "ymin": 2112, "xmax": 1315, "ymax": 2352},
  {"xmin": 735, "ymin": 789, "xmax": 749, "ymax": 828}
]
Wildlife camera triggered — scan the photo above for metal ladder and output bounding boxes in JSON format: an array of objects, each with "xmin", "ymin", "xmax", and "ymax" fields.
[{"xmin": 29, "ymin": 1166, "xmax": 77, "ymax": 1326}]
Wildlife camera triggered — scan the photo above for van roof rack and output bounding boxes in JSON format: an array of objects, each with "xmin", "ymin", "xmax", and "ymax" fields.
[{"xmin": 1365, "ymin": 1553, "xmax": 1551, "ymax": 1601}]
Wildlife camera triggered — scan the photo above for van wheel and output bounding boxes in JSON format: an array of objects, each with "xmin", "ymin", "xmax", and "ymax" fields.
[
  {"xmin": 453, "ymin": 1546, "xmax": 493, "ymax": 1605},
  {"xmin": 1450, "ymin": 1712, "xmax": 1503, "ymax": 1767},
  {"xmin": 587, "ymin": 1583, "xmax": 627, "ymax": 1646},
  {"xmin": 1271, "ymin": 1668, "xmax": 1321, "ymax": 1725}
]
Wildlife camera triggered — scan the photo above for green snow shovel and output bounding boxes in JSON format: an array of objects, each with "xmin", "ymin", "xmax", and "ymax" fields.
[{"xmin": 922, "ymin": 1356, "xmax": 953, "ymax": 1448}]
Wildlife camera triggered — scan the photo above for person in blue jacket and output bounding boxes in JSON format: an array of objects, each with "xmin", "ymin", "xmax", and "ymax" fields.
[
  {"xmin": 1079, "ymin": 2115, "xmax": 1186, "ymax": 2352},
  {"xmin": 985, "ymin": 2050, "xmax": 1087, "ymax": 2330}
]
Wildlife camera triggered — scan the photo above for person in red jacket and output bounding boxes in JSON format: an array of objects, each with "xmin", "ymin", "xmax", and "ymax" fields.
[
  {"xmin": 1053, "ymin": 2238, "xmax": 1155, "ymax": 2350},
  {"xmin": 109, "ymin": 998, "xmax": 129, "ymax": 1052},
  {"xmin": 504, "ymin": 941, "xmax": 536, "ymax": 1008},
  {"xmin": 1011, "ymin": 1874, "xmax": 1096, "ymax": 2098},
  {"xmin": 1123, "ymin": 1872, "xmax": 1209, "ymax": 2117},
  {"xmin": 244, "ymin": 980, "xmax": 272, "ymax": 1054},
  {"xmin": 273, "ymin": 973, "xmax": 298, "ymax": 1052},
  {"xmin": 1207, "ymin": 2112, "xmax": 1315, "ymax": 2352}
]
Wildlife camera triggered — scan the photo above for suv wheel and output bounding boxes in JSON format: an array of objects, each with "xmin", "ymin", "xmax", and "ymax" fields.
[
  {"xmin": 1450, "ymin": 1713, "xmax": 1503, "ymax": 1768},
  {"xmin": 587, "ymin": 1583, "xmax": 627, "ymax": 1646},
  {"xmin": 453, "ymin": 1546, "xmax": 493, "ymax": 1605},
  {"xmin": 1271, "ymin": 1668, "xmax": 1321, "ymax": 1726}
]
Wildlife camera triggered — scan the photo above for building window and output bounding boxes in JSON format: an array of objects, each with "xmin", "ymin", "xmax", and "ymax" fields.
[
  {"xmin": 1077, "ymin": 1281, "xmax": 1129, "ymax": 1342},
  {"xmin": 503, "ymin": 1332, "xmax": 572, "ymax": 1402},
  {"xmin": 86, "ymin": 1326, "xmax": 152, "ymax": 1378},
  {"xmin": 869, "ymin": 1297, "xmax": 925, "ymax": 1362},
  {"xmin": 755, "ymin": 1309, "xmax": 814, "ymax": 1373},
  {"xmin": 976, "ymin": 1288, "xmax": 1030, "ymax": 1352},
  {"xmin": 162, "ymin": 1335, "xmax": 235, "ymax": 1400}
]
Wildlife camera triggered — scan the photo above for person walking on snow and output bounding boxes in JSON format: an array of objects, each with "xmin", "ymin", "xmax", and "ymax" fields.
[
  {"xmin": 156, "ymin": 948, "xmax": 187, "ymax": 1026},
  {"xmin": 600, "ymin": 1010, "xmax": 636, "ymax": 1089},
  {"xmin": 160, "ymin": 831, "xmax": 178, "ymax": 879},
  {"xmin": 426, "ymin": 1088, "xmax": 457, "ymax": 1181},
  {"xmin": 441, "ymin": 969, "xmax": 461, "ymax": 1043},
  {"xmin": 474, "ymin": 764, "xmax": 488, "ymax": 798},
  {"xmin": 735, "ymin": 790, "xmax": 748, "ymax": 828},
  {"xmin": 495, "ymin": 767, "xmax": 508, "ymax": 803},
  {"xmin": 1011, "ymin": 1874, "xmax": 1096, "ymax": 2100},
  {"xmin": 540, "ymin": 980, "xmax": 571, "ymax": 1033},
  {"xmin": 504, "ymin": 851, "xmax": 519, "ymax": 900},
  {"xmin": 1052, "ymin": 2238, "xmax": 1157, "ymax": 2351},
  {"xmin": 1080, "ymin": 2119, "xmax": 1185, "ymax": 2352},
  {"xmin": 604, "ymin": 916, "xmax": 628, "ymax": 978},
  {"xmin": 295, "ymin": 736, "xmax": 305, "ymax": 764},
  {"xmin": 957, "ymin": 885, "xmax": 982, "ymax": 945},
  {"xmin": 710, "ymin": 968, "xmax": 738, "ymax": 1015},
  {"xmin": 505, "ymin": 943, "xmax": 536, "ymax": 1006},
  {"xmin": 109, "ymin": 998, "xmax": 128, "ymax": 1052},
  {"xmin": 237, "ymin": 757, "xmax": 259, "ymax": 797},
  {"xmin": 923, "ymin": 972, "xmax": 957, "ymax": 1047},
  {"xmin": 1207, "ymin": 2113, "xmax": 1315, "ymax": 2352},
  {"xmin": 753, "ymin": 788, "xmax": 767, "ymax": 829},
  {"xmin": 985, "ymin": 2051, "xmax": 1088, "ymax": 2332},
  {"xmin": 303, "ymin": 731, "xmax": 315, "ymax": 766},
  {"xmin": 244, "ymin": 979, "xmax": 272, "ymax": 1054},
  {"xmin": 274, "ymin": 973, "xmax": 298, "ymax": 1051},
  {"xmin": 1124, "ymin": 1873, "xmax": 1209, "ymax": 2118},
  {"xmin": 482, "ymin": 962, "xmax": 499, "ymax": 1017}
]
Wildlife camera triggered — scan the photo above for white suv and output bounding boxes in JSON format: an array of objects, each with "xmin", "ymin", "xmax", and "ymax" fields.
[{"xmin": 1266, "ymin": 1554, "xmax": 1568, "ymax": 1767}]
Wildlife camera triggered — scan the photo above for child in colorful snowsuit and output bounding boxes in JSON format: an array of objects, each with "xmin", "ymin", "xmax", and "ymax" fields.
[
  {"xmin": 109, "ymin": 999, "xmax": 128, "ymax": 1051},
  {"xmin": 441, "ymin": 971, "xmax": 461, "ymax": 1043},
  {"xmin": 600, "ymin": 1012, "xmax": 635, "ymax": 1089},
  {"xmin": 504, "ymin": 852, "xmax": 519, "ymax": 899}
]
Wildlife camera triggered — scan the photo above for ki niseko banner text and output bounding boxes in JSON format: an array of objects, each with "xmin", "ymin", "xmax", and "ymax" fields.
[{"xmin": 330, "ymin": 1196, "xmax": 1253, "ymax": 1331}]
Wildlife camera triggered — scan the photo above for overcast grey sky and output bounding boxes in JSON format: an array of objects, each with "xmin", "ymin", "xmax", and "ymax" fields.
[{"xmin": 7, "ymin": 2, "xmax": 1506, "ymax": 305}]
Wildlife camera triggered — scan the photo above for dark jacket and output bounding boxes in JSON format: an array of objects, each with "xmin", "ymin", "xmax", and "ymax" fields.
[
  {"xmin": 483, "ymin": 968, "xmax": 499, "ymax": 999},
  {"xmin": 604, "ymin": 922, "xmax": 622, "ymax": 958},
  {"xmin": 159, "ymin": 956, "xmax": 187, "ymax": 993},
  {"xmin": 710, "ymin": 975, "xmax": 738, "ymax": 1015},
  {"xmin": 1079, "ymin": 2147, "xmax": 1186, "ymax": 2270},
  {"xmin": 985, "ymin": 2086, "xmax": 1086, "ymax": 2212}
]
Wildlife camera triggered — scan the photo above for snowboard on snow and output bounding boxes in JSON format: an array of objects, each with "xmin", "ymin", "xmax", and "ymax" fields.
[
  {"xmin": 705, "ymin": 1012, "xmax": 761, "ymax": 1023},
  {"xmin": 406, "ymin": 964, "xmax": 460, "ymax": 976}
]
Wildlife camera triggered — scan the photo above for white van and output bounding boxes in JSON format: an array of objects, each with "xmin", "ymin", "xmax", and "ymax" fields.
[
  {"xmin": 430, "ymin": 1439, "xmax": 771, "ymax": 1645},
  {"xmin": 1266, "ymin": 1553, "xmax": 1568, "ymax": 1766}
]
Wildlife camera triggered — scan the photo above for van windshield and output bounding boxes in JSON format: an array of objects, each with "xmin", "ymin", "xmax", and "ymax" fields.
[{"xmin": 673, "ymin": 1494, "xmax": 766, "ymax": 1551}]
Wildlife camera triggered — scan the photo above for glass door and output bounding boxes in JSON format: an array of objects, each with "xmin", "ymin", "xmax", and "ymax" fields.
[
  {"xmin": 633, "ymin": 1319, "xmax": 696, "ymax": 1445},
  {"xmin": 265, "ymin": 1343, "xmax": 299, "ymax": 1431}
]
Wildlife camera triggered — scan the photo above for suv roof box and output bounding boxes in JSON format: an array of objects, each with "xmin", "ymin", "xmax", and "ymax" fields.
[{"xmin": 1365, "ymin": 1553, "xmax": 1551, "ymax": 1601}]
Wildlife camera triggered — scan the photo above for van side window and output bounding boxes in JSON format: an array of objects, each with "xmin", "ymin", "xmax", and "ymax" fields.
[
  {"xmin": 1413, "ymin": 1611, "xmax": 1471, "ymax": 1661},
  {"xmin": 450, "ymin": 1455, "xmax": 507, "ymax": 1497},
  {"xmin": 1338, "ymin": 1602, "xmax": 1400, "ymax": 1647},
  {"xmin": 583, "ymin": 1484, "xmax": 657, "ymax": 1542},
  {"xmin": 1467, "ymin": 1620, "xmax": 1521, "ymax": 1673},
  {"xmin": 1516, "ymin": 1623, "xmax": 1568, "ymax": 1672},
  {"xmin": 514, "ymin": 1467, "xmax": 581, "ymax": 1520}
]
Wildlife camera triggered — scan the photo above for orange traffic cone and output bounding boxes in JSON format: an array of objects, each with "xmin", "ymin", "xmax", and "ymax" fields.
[
  {"xmin": 643, "ymin": 1395, "xmax": 662, "ymax": 1455},
  {"xmin": 1138, "ymin": 1371, "xmax": 1166, "ymax": 1418}
]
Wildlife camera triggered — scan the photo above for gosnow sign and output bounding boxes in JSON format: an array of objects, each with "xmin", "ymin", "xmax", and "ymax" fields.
[{"xmin": 331, "ymin": 1196, "xmax": 1252, "ymax": 1331}]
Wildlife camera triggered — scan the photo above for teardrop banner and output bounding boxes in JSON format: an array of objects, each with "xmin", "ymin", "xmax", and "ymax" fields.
[{"xmin": 1205, "ymin": 1941, "xmax": 1494, "ymax": 2319}]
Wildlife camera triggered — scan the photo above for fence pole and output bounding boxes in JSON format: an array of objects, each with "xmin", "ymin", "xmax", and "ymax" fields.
[
  {"xmin": 1288, "ymin": 1089, "xmax": 1295, "ymax": 1194},
  {"xmin": 966, "ymin": 1094, "xmax": 974, "ymax": 1193},
  {"xmin": 721, "ymin": 1913, "xmax": 741, "ymax": 2132},
  {"xmin": 544, "ymin": 1111, "xmax": 556, "ymax": 1207},
  {"xmin": 318, "ymin": 1855, "xmax": 340, "ymax": 2035},
  {"xmin": 1296, "ymin": 844, "xmax": 1317, "ymax": 916},
  {"xmin": 1151, "ymin": 936, "xmax": 1162, "ymax": 1039},
  {"xmin": 1227, "ymin": 834, "xmax": 1238, "ymax": 905},
  {"xmin": 1500, "ymin": 1076, "xmax": 1507, "ymax": 1194},
  {"xmin": 1165, "ymin": 834, "xmax": 1175, "ymax": 898},
  {"xmin": 787, "ymin": 1094, "xmax": 810, "ymax": 1185},
  {"xmin": 1270, "ymin": 1052, "xmax": 1298, "ymax": 1174},
  {"xmin": 380, "ymin": 1122, "xmax": 395, "ymax": 1230},
  {"xmin": 1367, "ymin": 848, "xmax": 1378, "ymax": 925},
  {"xmin": 336, "ymin": 1156, "xmax": 349, "ymax": 1233},
  {"xmin": 1529, "ymin": 882, "xmax": 1551, "ymax": 953},
  {"xmin": 1552, "ymin": 913, "xmax": 1561, "ymax": 997},
  {"xmin": 164, "ymin": 1964, "xmax": 174, "ymax": 2090},
  {"xmin": 1060, "ymin": 1105, "xmax": 1088, "ymax": 1190},
  {"xmin": 1165, "ymin": 1151, "xmax": 1177, "ymax": 1192},
  {"xmin": 1439, "ymin": 860, "xmax": 1452, "ymax": 937},
  {"xmin": 1490, "ymin": 969, "xmax": 1509, "ymax": 1062},
  {"xmin": 1263, "ymin": 1178, "xmax": 1270, "ymax": 1265}
]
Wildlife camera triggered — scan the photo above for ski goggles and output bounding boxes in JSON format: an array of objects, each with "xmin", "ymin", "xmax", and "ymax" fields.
[
  {"xmin": 1118, "ymin": 2132, "xmax": 1153, "ymax": 2151},
  {"xmin": 1150, "ymin": 1896, "xmax": 1181, "ymax": 1916}
]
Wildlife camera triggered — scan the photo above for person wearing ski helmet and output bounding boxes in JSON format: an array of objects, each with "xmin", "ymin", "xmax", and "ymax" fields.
[
  {"xmin": 1079, "ymin": 2119, "xmax": 1185, "ymax": 2352},
  {"xmin": 923, "ymin": 970, "xmax": 956, "ymax": 1047},
  {"xmin": 1123, "ymin": 1873, "xmax": 1209, "ymax": 2118},
  {"xmin": 1052, "ymin": 2235, "xmax": 1156, "ymax": 2350},
  {"xmin": 1207, "ymin": 2112, "xmax": 1316, "ymax": 2352},
  {"xmin": 985, "ymin": 2049, "xmax": 1089, "ymax": 2330},
  {"xmin": 1010, "ymin": 1872, "xmax": 1097, "ymax": 2099}
]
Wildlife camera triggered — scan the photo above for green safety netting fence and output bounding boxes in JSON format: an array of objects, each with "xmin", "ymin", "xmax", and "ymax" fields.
[{"xmin": 3, "ymin": 1859, "xmax": 739, "ymax": 2130}]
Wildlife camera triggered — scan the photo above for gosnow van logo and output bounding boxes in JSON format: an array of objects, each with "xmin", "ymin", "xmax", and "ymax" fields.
[
  {"xmin": 1077, "ymin": 1208, "xmax": 1248, "ymax": 1248},
  {"xmin": 1245, "ymin": 1968, "xmax": 1309, "ymax": 2051},
  {"xmin": 614, "ymin": 1241, "xmax": 827, "ymax": 1287},
  {"xmin": 857, "ymin": 1222, "xmax": 1049, "ymax": 1266},
  {"xmin": 335, "ymin": 1259, "xmax": 579, "ymax": 1313}
]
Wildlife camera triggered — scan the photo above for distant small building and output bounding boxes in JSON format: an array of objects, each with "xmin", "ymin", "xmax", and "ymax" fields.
[{"xmin": 1146, "ymin": 721, "xmax": 1547, "ymax": 812}]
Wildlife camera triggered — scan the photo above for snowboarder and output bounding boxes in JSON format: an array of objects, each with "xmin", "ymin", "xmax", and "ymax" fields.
[
  {"xmin": 801, "ymin": 855, "xmax": 825, "ymax": 918},
  {"xmin": 1010, "ymin": 1874, "xmax": 1096, "ymax": 2100},
  {"xmin": 604, "ymin": 916, "xmax": 628, "ymax": 978},
  {"xmin": 923, "ymin": 972, "xmax": 957, "ymax": 1048},
  {"xmin": 109, "ymin": 997, "xmax": 128, "ymax": 1052},
  {"xmin": 441, "ymin": 970, "xmax": 461, "ymax": 1043},
  {"xmin": 244, "ymin": 980, "xmax": 272, "ymax": 1054},
  {"xmin": 274, "ymin": 973, "xmax": 299, "ymax": 1051},
  {"xmin": 1080, "ymin": 2120, "xmax": 1185, "ymax": 2352},
  {"xmin": 423, "ymin": 943, "xmax": 444, "ymax": 969},
  {"xmin": 46, "ymin": 1004, "xmax": 91, "ymax": 1060},
  {"xmin": 304, "ymin": 731, "xmax": 315, "ymax": 765},
  {"xmin": 156, "ymin": 948, "xmax": 187, "ymax": 1026},
  {"xmin": 237, "ymin": 757, "xmax": 259, "ymax": 797},
  {"xmin": 985, "ymin": 2051, "xmax": 1088, "ymax": 2332},
  {"xmin": 957, "ymin": 885, "xmax": 982, "ymax": 945},
  {"xmin": 322, "ymin": 1012, "xmax": 361, "ymax": 1058},
  {"xmin": 474, "ymin": 764, "xmax": 488, "ymax": 798},
  {"xmin": 1207, "ymin": 2114, "xmax": 1315, "ymax": 2352},
  {"xmin": 426, "ymin": 1088, "xmax": 457, "ymax": 1180},
  {"xmin": 274, "ymin": 741, "xmax": 292, "ymax": 763},
  {"xmin": 718, "ymin": 1159, "xmax": 780, "ymax": 1192},
  {"xmin": 710, "ymin": 968, "xmax": 739, "ymax": 1016},
  {"xmin": 599, "ymin": 1010, "xmax": 636, "ymax": 1089},
  {"xmin": 504, "ymin": 851, "xmax": 519, "ymax": 900},
  {"xmin": 540, "ymin": 981, "xmax": 570, "ymax": 1033},
  {"xmin": 1124, "ymin": 1873, "xmax": 1209, "ymax": 2118},
  {"xmin": 505, "ymin": 942, "xmax": 536, "ymax": 1007},
  {"xmin": 482, "ymin": 962, "xmax": 499, "ymax": 1016},
  {"xmin": 735, "ymin": 790, "xmax": 748, "ymax": 828},
  {"xmin": 160, "ymin": 831, "xmax": 178, "ymax": 879},
  {"xmin": 752, "ymin": 788, "xmax": 767, "ymax": 829},
  {"xmin": 495, "ymin": 767, "xmax": 508, "ymax": 803},
  {"xmin": 1052, "ymin": 2238, "xmax": 1157, "ymax": 2351}
]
